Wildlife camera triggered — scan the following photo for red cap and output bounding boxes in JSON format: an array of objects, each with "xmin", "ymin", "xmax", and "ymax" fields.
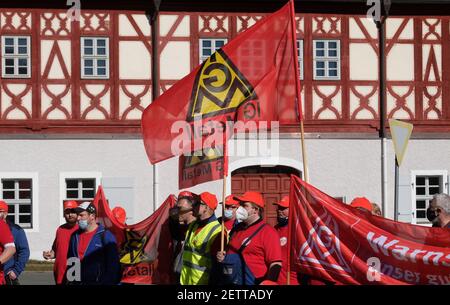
[
  {"xmin": 234, "ymin": 191, "xmax": 265, "ymax": 209},
  {"xmin": 63, "ymin": 200, "xmax": 78, "ymax": 210},
  {"xmin": 350, "ymin": 197, "xmax": 372, "ymax": 211},
  {"xmin": 274, "ymin": 196, "xmax": 289, "ymax": 208},
  {"xmin": 178, "ymin": 191, "xmax": 197, "ymax": 201},
  {"xmin": 0, "ymin": 200, "xmax": 8, "ymax": 212},
  {"xmin": 225, "ymin": 195, "xmax": 239, "ymax": 207},
  {"xmin": 199, "ymin": 192, "xmax": 218, "ymax": 210},
  {"xmin": 112, "ymin": 206, "xmax": 126, "ymax": 224}
]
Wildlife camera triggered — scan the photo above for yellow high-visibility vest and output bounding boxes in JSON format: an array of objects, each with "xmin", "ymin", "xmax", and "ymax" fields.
[{"xmin": 180, "ymin": 220, "xmax": 221, "ymax": 285}]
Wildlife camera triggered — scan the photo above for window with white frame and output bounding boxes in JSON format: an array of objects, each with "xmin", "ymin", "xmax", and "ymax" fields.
[
  {"xmin": 1, "ymin": 179, "xmax": 33, "ymax": 228},
  {"xmin": 81, "ymin": 37, "xmax": 109, "ymax": 79},
  {"xmin": 313, "ymin": 40, "xmax": 340, "ymax": 80},
  {"xmin": 414, "ymin": 175, "xmax": 446, "ymax": 224},
  {"xmin": 297, "ymin": 39, "xmax": 304, "ymax": 80},
  {"xmin": 2, "ymin": 36, "xmax": 31, "ymax": 78},
  {"xmin": 199, "ymin": 38, "xmax": 227, "ymax": 63},
  {"xmin": 65, "ymin": 178, "xmax": 97, "ymax": 201}
]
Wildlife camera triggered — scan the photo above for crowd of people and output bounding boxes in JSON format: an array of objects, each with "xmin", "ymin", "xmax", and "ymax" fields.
[{"xmin": 0, "ymin": 190, "xmax": 449, "ymax": 285}]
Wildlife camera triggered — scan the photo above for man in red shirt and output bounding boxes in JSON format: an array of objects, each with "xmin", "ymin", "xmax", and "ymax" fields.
[
  {"xmin": 43, "ymin": 200, "xmax": 79, "ymax": 285},
  {"xmin": 217, "ymin": 191, "xmax": 282, "ymax": 285},
  {"xmin": 0, "ymin": 201, "xmax": 16, "ymax": 286},
  {"xmin": 274, "ymin": 196, "xmax": 298, "ymax": 285}
]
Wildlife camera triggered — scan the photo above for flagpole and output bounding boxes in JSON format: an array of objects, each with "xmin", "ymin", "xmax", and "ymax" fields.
[
  {"xmin": 287, "ymin": 0, "xmax": 306, "ymax": 285},
  {"xmin": 289, "ymin": 0, "xmax": 308, "ymax": 184},
  {"xmin": 221, "ymin": 172, "xmax": 227, "ymax": 253},
  {"xmin": 220, "ymin": 132, "xmax": 228, "ymax": 253}
]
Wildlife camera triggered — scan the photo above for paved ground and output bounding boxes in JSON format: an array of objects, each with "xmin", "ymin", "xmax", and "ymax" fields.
[{"xmin": 19, "ymin": 271, "xmax": 55, "ymax": 285}]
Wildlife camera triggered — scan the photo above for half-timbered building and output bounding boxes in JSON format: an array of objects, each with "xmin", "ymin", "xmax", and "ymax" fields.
[{"xmin": 0, "ymin": 0, "xmax": 448, "ymax": 259}]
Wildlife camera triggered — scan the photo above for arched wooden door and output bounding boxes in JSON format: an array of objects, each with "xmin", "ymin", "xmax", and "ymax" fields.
[{"xmin": 231, "ymin": 165, "xmax": 301, "ymax": 227}]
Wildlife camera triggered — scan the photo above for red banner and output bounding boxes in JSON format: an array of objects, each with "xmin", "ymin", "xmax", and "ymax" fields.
[
  {"xmin": 93, "ymin": 186, "xmax": 177, "ymax": 284},
  {"xmin": 289, "ymin": 176, "xmax": 450, "ymax": 285},
  {"xmin": 142, "ymin": 1, "xmax": 299, "ymax": 164}
]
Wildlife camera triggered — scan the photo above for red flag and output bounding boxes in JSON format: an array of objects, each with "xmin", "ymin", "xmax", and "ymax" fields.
[
  {"xmin": 94, "ymin": 186, "xmax": 177, "ymax": 284},
  {"xmin": 142, "ymin": 1, "xmax": 299, "ymax": 164},
  {"xmin": 179, "ymin": 146, "xmax": 225, "ymax": 189},
  {"xmin": 289, "ymin": 175, "xmax": 450, "ymax": 285}
]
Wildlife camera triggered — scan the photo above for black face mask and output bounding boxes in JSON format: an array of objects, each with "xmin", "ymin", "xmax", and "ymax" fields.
[
  {"xmin": 277, "ymin": 216, "xmax": 288, "ymax": 227},
  {"xmin": 426, "ymin": 208, "xmax": 438, "ymax": 223}
]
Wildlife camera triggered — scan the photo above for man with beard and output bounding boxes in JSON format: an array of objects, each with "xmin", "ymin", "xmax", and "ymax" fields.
[
  {"xmin": 427, "ymin": 193, "xmax": 450, "ymax": 228},
  {"xmin": 43, "ymin": 200, "xmax": 79, "ymax": 285}
]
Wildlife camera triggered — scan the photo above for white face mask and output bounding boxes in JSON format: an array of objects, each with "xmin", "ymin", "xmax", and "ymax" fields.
[
  {"xmin": 235, "ymin": 206, "xmax": 249, "ymax": 223},
  {"xmin": 224, "ymin": 209, "xmax": 234, "ymax": 220}
]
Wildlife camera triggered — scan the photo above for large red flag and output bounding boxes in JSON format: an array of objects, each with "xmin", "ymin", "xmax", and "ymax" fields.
[
  {"xmin": 142, "ymin": 1, "xmax": 299, "ymax": 164},
  {"xmin": 93, "ymin": 186, "xmax": 177, "ymax": 284},
  {"xmin": 289, "ymin": 175, "xmax": 450, "ymax": 285}
]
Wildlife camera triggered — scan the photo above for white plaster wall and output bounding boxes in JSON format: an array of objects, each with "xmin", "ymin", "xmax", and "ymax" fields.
[
  {"xmin": 3, "ymin": 137, "xmax": 450, "ymax": 260},
  {"xmin": 0, "ymin": 139, "xmax": 153, "ymax": 260}
]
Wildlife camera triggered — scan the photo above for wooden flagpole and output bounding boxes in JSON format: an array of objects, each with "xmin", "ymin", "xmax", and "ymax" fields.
[
  {"xmin": 288, "ymin": 0, "xmax": 309, "ymax": 183},
  {"xmin": 287, "ymin": 0, "xmax": 308, "ymax": 285},
  {"xmin": 220, "ymin": 132, "xmax": 228, "ymax": 253}
]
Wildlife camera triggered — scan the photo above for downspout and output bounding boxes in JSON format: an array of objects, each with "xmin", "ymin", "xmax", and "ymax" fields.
[{"xmin": 151, "ymin": 0, "xmax": 161, "ymax": 212}]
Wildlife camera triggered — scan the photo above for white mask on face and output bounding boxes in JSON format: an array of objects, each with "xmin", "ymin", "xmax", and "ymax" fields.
[
  {"xmin": 224, "ymin": 209, "xmax": 234, "ymax": 220},
  {"xmin": 235, "ymin": 206, "xmax": 249, "ymax": 223}
]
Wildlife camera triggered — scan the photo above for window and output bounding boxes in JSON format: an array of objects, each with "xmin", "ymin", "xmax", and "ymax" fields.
[
  {"xmin": 81, "ymin": 37, "xmax": 109, "ymax": 79},
  {"xmin": 65, "ymin": 178, "xmax": 96, "ymax": 201},
  {"xmin": 313, "ymin": 40, "xmax": 340, "ymax": 80},
  {"xmin": 199, "ymin": 38, "xmax": 227, "ymax": 63},
  {"xmin": 297, "ymin": 39, "xmax": 304, "ymax": 80},
  {"xmin": 1, "ymin": 179, "xmax": 33, "ymax": 228},
  {"xmin": 59, "ymin": 172, "xmax": 101, "ymax": 224},
  {"xmin": 412, "ymin": 171, "xmax": 448, "ymax": 225},
  {"xmin": 2, "ymin": 36, "xmax": 31, "ymax": 78}
]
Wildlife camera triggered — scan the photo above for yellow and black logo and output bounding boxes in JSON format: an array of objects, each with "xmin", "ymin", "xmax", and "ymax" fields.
[
  {"xmin": 187, "ymin": 49, "xmax": 257, "ymax": 121},
  {"xmin": 182, "ymin": 146, "xmax": 224, "ymax": 168},
  {"xmin": 120, "ymin": 230, "xmax": 149, "ymax": 265}
]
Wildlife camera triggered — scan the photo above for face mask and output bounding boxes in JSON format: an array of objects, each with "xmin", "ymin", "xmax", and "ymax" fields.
[
  {"xmin": 78, "ymin": 219, "xmax": 89, "ymax": 230},
  {"xmin": 426, "ymin": 208, "xmax": 439, "ymax": 225},
  {"xmin": 224, "ymin": 209, "xmax": 234, "ymax": 220},
  {"xmin": 235, "ymin": 206, "xmax": 249, "ymax": 223},
  {"xmin": 277, "ymin": 216, "xmax": 288, "ymax": 227}
]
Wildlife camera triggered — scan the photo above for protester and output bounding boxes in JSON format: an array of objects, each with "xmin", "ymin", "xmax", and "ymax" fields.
[
  {"xmin": 170, "ymin": 191, "xmax": 198, "ymax": 284},
  {"xmin": 371, "ymin": 203, "xmax": 382, "ymax": 216},
  {"xmin": 220, "ymin": 195, "xmax": 239, "ymax": 232},
  {"xmin": 273, "ymin": 196, "xmax": 298, "ymax": 285},
  {"xmin": 0, "ymin": 201, "xmax": 16, "ymax": 286},
  {"xmin": 0, "ymin": 201, "xmax": 30, "ymax": 285},
  {"xmin": 427, "ymin": 193, "xmax": 450, "ymax": 228},
  {"xmin": 66, "ymin": 201, "xmax": 121, "ymax": 285},
  {"xmin": 112, "ymin": 206, "xmax": 127, "ymax": 225},
  {"xmin": 216, "ymin": 191, "xmax": 282, "ymax": 285},
  {"xmin": 350, "ymin": 197, "xmax": 372, "ymax": 213},
  {"xmin": 43, "ymin": 200, "xmax": 79, "ymax": 284},
  {"xmin": 180, "ymin": 192, "xmax": 222, "ymax": 285}
]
